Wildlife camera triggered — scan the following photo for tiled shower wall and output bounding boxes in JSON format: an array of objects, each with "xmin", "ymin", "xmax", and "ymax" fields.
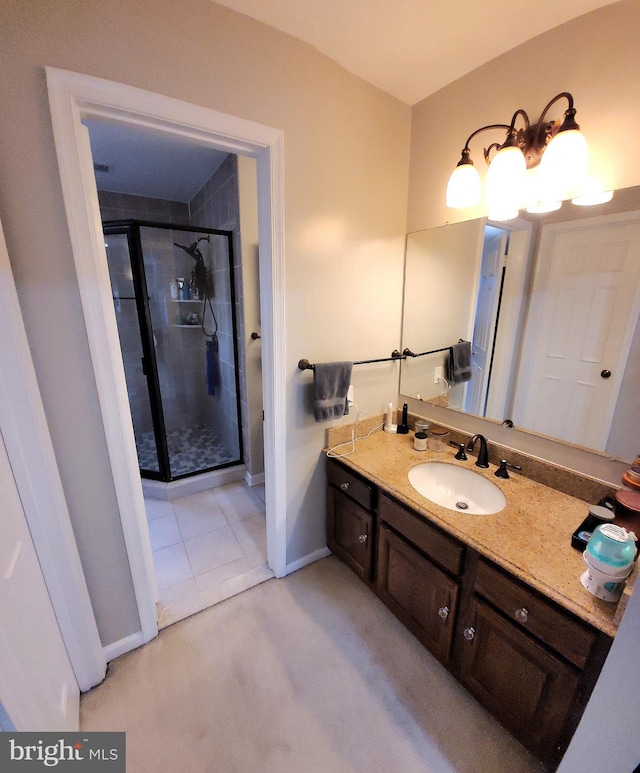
[
  {"xmin": 189, "ymin": 155, "xmax": 252, "ymax": 476},
  {"xmin": 98, "ymin": 190, "xmax": 190, "ymax": 226}
]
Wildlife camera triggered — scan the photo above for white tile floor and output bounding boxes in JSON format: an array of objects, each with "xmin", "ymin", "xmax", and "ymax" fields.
[{"xmin": 145, "ymin": 480, "xmax": 273, "ymax": 628}]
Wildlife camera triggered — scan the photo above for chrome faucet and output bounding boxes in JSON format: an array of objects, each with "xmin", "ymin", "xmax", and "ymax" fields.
[{"xmin": 467, "ymin": 434, "xmax": 489, "ymax": 468}]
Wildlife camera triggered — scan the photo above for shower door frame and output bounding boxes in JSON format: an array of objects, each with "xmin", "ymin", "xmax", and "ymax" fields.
[{"xmin": 105, "ymin": 220, "xmax": 244, "ymax": 482}]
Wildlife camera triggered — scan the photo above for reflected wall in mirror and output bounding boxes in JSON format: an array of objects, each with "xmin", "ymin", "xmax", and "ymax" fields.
[{"xmin": 400, "ymin": 185, "xmax": 640, "ymax": 462}]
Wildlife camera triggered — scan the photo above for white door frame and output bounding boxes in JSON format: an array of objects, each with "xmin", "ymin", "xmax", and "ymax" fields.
[
  {"xmin": 0, "ymin": 217, "xmax": 105, "ymax": 692},
  {"xmin": 46, "ymin": 68, "xmax": 287, "ymax": 657}
]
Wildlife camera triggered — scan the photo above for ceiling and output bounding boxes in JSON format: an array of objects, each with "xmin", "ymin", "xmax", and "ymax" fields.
[
  {"xmin": 84, "ymin": 118, "xmax": 228, "ymax": 202},
  {"xmin": 213, "ymin": 0, "xmax": 620, "ymax": 105}
]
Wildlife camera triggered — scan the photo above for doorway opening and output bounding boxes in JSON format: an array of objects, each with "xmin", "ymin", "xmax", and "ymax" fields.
[
  {"xmin": 87, "ymin": 124, "xmax": 272, "ymax": 628},
  {"xmin": 47, "ymin": 67, "xmax": 286, "ymax": 658}
]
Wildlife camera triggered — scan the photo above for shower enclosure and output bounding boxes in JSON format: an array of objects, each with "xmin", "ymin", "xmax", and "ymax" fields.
[{"xmin": 104, "ymin": 220, "xmax": 243, "ymax": 481}]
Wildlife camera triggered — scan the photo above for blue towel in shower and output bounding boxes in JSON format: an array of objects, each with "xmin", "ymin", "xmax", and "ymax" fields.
[
  {"xmin": 206, "ymin": 336, "xmax": 219, "ymax": 396},
  {"xmin": 313, "ymin": 361, "xmax": 353, "ymax": 422}
]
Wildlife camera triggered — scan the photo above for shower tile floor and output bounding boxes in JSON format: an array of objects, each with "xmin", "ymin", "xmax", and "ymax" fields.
[
  {"xmin": 145, "ymin": 480, "xmax": 272, "ymax": 628},
  {"xmin": 137, "ymin": 424, "xmax": 239, "ymax": 477}
]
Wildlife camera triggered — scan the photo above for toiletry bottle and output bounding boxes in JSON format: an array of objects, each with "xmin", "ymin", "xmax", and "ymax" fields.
[
  {"xmin": 170, "ymin": 277, "xmax": 178, "ymax": 300},
  {"xmin": 414, "ymin": 432, "xmax": 427, "ymax": 451},
  {"xmin": 396, "ymin": 403, "xmax": 409, "ymax": 434}
]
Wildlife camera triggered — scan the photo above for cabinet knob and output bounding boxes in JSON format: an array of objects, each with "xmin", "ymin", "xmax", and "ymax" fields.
[
  {"xmin": 340, "ymin": 482, "xmax": 350, "ymax": 491},
  {"xmin": 515, "ymin": 607, "xmax": 529, "ymax": 623},
  {"xmin": 358, "ymin": 534, "xmax": 368, "ymax": 544},
  {"xmin": 438, "ymin": 606, "xmax": 450, "ymax": 620},
  {"xmin": 463, "ymin": 626, "xmax": 476, "ymax": 641}
]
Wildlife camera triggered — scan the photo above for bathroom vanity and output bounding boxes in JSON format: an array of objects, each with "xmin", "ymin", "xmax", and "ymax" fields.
[{"xmin": 325, "ymin": 425, "xmax": 628, "ymax": 770}]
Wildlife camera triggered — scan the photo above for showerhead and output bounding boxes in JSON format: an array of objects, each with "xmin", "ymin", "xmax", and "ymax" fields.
[{"xmin": 174, "ymin": 235, "xmax": 210, "ymax": 261}]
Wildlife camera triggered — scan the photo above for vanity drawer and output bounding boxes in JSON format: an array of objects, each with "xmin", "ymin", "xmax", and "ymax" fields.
[
  {"xmin": 379, "ymin": 493, "xmax": 464, "ymax": 576},
  {"xmin": 475, "ymin": 559, "xmax": 597, "ymax": 669},
  {"xmin": 327, "ymin": 460, "xmax": 374, "ymax": 512}
]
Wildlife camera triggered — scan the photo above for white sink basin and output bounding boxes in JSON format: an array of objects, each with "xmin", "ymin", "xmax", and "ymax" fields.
[{"xmin": 408, "ymin": 462, "xmax": 506, "ymax": 515}]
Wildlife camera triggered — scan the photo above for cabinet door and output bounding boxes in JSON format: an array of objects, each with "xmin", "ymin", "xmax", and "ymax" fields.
[
  {"xmin": 458, "ymin": 597, "xmax": 580, "ymax": 764},
  {"xmin": 377, "ymin": 525, "xmax": 458, "ymax": 665},
  {"xmin": 327, "ymin": 487, "xmax": 373, "ymax": 582}
]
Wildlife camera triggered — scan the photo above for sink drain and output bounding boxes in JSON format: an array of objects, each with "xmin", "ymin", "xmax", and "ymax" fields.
[{"xmin": 456, "ymin": 501, "xmax": 469, "ymax": 510}]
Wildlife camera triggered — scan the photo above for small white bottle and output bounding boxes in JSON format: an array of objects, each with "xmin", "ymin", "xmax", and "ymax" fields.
[{"xmin": 169, "ymin": 277, "xmax": 178, "ymax": 300}]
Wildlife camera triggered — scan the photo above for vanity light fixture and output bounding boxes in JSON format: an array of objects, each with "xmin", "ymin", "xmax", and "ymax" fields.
[{"xmin": 445, "ymin": 92, "xmax": 612, "ymax": 219}]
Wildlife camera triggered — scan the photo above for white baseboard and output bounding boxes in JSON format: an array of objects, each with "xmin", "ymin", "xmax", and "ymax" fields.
[
  {"xmin": 103, "ymin": 631, "xmax": 146, "ymax": 663},
  {"xmin": 245, "ymin": 470, "xmax": 265, "ymax": 487},
  {"xmin": 285, "ymin": 546, "xmax": 331, "ymax": 575},
  {"xmin": 142, "ymin": 464, "xmax": 246, "ymax": 501}
]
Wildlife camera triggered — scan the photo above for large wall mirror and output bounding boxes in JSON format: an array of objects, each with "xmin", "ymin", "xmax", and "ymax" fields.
[{"xmin": 400, "ymin": 185, "xmax": 640, "ymax": 463}]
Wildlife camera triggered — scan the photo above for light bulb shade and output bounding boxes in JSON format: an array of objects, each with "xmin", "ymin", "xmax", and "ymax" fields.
[
  {"xmin": 539, "ymin": 128, "xmax": 589, "ymax": 201},
  {"xmin": 446, "ymin": 162, "xmax": 482, "ymax": 208},
  {"xmin": 572, "ymin": 177, "xmax": 614, "ymax": 206},
  {"xmin": 487, "ymin": 205, "xmax": 519, "ymax": 222},
  {"xmin": 485, "ymin": 145, "xmax": 528, "ymax": 214},
  {"xmin": 525, "ymin": 166, "xmax": 561, "ymax": 213},
  {"xmin": 526, "ymin": 199, "xmax": 562, "ymax": 214}
]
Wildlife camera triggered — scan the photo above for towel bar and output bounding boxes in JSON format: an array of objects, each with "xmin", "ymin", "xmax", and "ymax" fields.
[
  {"xmin": 403, "ymin": 345, "xmax": 452, "ymax": 358},
  {"xmin": 298, "ymin": 350, "xmax": 404, "ymax": 371}
]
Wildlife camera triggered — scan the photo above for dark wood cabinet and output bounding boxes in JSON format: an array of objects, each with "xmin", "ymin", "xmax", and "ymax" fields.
[
  {"xmin": 377, "ymin": 524, "xmax": 459, "ymax": 664},
  {"xmin": 326, "ymin": 460, "xmax": 375, "ymax": 583},
  {"xmin": 457, "ymin": 596, "xmax": 580, "ymax": 764},
  {"xmin": 325, "ymin": 459, "xmax": 612, "ymax": 770}
]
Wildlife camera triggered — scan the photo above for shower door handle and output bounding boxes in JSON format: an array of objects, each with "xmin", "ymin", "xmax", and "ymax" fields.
[{"xmin": 141, "ymin": 356, "xmax": 148, "ymax": 375}]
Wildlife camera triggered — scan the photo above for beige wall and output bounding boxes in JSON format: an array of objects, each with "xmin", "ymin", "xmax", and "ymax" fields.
[
  {"xmin": 0, "ymin": 0, "xmax": 410, "ymax": 646},
  {"xmin": 407, "ymin": 0, "xmax": 640, "ymax": 233}
]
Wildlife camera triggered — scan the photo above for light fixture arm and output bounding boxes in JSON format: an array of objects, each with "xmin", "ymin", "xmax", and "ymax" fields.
[
  {"xmin": 456, "ymin": 123, "xmax": 511, "ymax": 165},
  {"xmin": 532, "ymin": 91, "xmax": 579, "ymax": 151}
]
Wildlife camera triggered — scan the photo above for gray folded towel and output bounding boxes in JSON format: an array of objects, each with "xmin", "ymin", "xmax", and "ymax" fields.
[
  {"xmin": 313, "ymin": 361, "xmax": 353, "ymax": 422},
  {"xmin": 447, "ymin": 341, "xmax": 472, "ymax": 383}
]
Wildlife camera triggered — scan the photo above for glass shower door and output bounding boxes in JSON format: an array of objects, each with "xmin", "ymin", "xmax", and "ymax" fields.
[
  {"xmin": 105, "ymin": 229, "xmax": 165, "ymax": 476},
  {"xmin": 105, "ymin": 221, "xmax": 243, "ymax": 481}
]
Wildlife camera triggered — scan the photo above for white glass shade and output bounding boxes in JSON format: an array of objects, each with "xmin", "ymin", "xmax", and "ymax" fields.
[
  {"xmin": 526, "ymin": 199, "xmax": 562, "ymax": 214},
  {"xmin": 539, "ymin": 128, "xmax": 589, "ymax": 202},
  {"xmin": 445, "ymin": 163, "xmax": 482, "ymax": 208},
  {"xmin": 524, "ymin": 165, "xmax": 561, "ymax": 213},
  {"xmin": 572, "ymin": 177, "xmax": 614, "ymax": 206},
  {"xmin": 484, "ymin": 145, "xmax": 528, "ymax": 215},
  {"xmin": 487, "ymin": 204, "xmax": 519, "ymax": 222}
]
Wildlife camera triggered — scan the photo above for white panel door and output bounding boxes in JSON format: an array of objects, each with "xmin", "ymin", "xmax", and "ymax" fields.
[
  {"xmin": 514, "ymin": 214, "xmax": 640, "ymax": 450},
  {"xmin": 465, "ymin": 228, "xmax": 507, "ymax": 416},
  {"xmin": 0, "ymin": 428, "xmax": 78, "ymax": 731}
]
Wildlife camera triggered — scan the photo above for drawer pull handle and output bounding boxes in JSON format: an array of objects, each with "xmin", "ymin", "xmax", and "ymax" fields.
[
  {"xmin": 515, "ymin": 607, "xmax": 529, "ymax": 623},
  {"xmin": 438, "ymin": 606, "xmax": 450, "ymax": 620},
  {"xmin": 463, "ymin": 626, "xmax": 476, "ymax": 642},
  {"xmin": 358, "ymin": 534, "xmax": 368, "ymax": 544},
  {"xmin": 340, "ymin": 482, "xmax": 350, "ymax": 491}
]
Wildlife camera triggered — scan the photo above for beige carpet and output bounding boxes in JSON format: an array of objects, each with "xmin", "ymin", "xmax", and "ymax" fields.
[{"xmin": 81, "ymin": 557, "xmax": 546, "ymax": 772}]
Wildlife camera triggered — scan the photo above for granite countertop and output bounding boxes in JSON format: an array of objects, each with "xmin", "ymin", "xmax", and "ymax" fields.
[{"xmin": 327, "ymin": 427, "xmax": 635, "ymax": 638}]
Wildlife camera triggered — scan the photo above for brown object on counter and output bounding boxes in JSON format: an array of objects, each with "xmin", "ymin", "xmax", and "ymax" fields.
[{"xmin": 614, "ymin": 489, "xmax": 640, "ymax": 532}]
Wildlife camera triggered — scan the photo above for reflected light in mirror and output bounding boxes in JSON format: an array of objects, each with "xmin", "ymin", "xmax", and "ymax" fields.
[{"xmin": 573, "ymin": 177, "xmax": 614, "ymax": 206}]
